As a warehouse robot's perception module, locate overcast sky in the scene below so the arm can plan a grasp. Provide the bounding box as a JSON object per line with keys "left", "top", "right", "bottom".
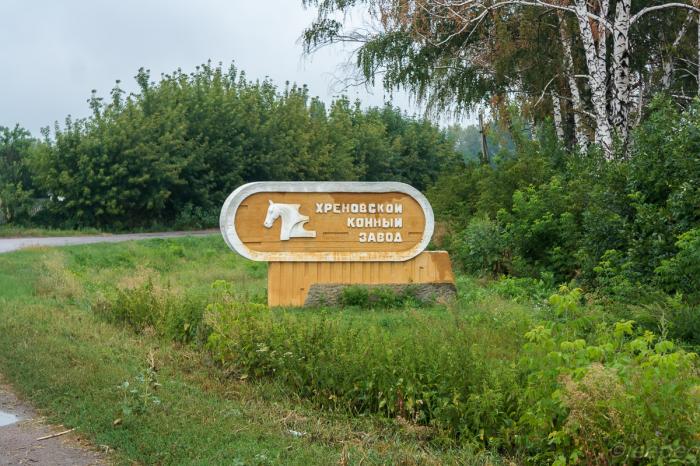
{"left": 1, "top": 0, "right": 461, "bottom": 137}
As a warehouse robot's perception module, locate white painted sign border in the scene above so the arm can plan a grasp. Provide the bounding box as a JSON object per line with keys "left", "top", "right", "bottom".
{"left": 220, "top": 181, "right": 435, "bottom": 262}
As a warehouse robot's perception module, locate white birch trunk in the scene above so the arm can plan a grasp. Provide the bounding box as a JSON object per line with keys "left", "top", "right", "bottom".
{"left": 662, "top": 58, "right": 673, "bottom": 89}
{"left": 612, "top": 0, "right": 631, "bottom": 142}
{"left": 635, "top": 72, "right": 646, "bottom": 127}
{"left": 574, "top": 0, "right": 614, "bottom": 156}
{"left": 559, "top": 14, "right": 589, "bottom": 148}
{"left": 552, "top": 93, "right": 565, "bottom": 142}
{"left": 599, "top": 0, "right": 610, "bottom": 69}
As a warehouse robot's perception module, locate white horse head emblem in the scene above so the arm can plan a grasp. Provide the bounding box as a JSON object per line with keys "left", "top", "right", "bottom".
{"left": 263, "top": 200, "right": 316, "bottom": 241}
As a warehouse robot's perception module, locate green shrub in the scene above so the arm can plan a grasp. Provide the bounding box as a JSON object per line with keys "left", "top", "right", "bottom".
{"left": 20, "top": 64, "right": 457, "bottom": 230}
{"left": 339, "top": 285, "right": 421, "bottom": 309}
{"left": 592, "top": 249, "right": 645, "bottom": 301}
{"left": 498, "top": 177, "right": 582, "bottom": 281}
{"left": 643, "top": 296, "right": 700, "bottom": 349}
{"left": 205, "top": 299, "right": 524, "bottom": 443}
{"left": 519, "top": 320, "right": 700, "bottom": 464}
{"left": 339, "top": 285, "right": 370, "bottom": 307}
{"left": 487, "top": 274, "right": 555, "bottom": 303}
{"left": 202, "top": 285, "right": 700, "bottom": 463}
{"left": 118, "top": 365, "right": 162, "bottom": 418}
{"left": 95, "top": 281, "right": 206, "bottom": 344}
{"left": 173, "top": 203, "right": 218, "bottom": 230}
{"left": 432, "top": 99, "right": 699, "bottom": 312}
{"left": 368, "top": 286, "right": 404, "bottom": 308}
{"left": 656, "top": 228, "right": 700, "bottom": 304}
{"left": 453, "top": 216, "right": 509, "bottom": 275}
{"left": 0, "top": 125, "right": 38, "bottom": 225}
{"left": 86, "top": 257, "right": 700, "bottom": 463}
{"left": 96, "top": 280, "right": 159, "bottom": 329}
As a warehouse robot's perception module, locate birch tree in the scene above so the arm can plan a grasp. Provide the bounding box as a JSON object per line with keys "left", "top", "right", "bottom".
{"left": 559, "top": 12, "right": 590, "bottom": 147}
{"left": 303, "top": 0, "right": 700, "bottom": 158}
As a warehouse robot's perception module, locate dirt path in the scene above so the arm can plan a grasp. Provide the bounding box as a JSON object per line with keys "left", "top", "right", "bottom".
{"left": 0, "top": 229, "right": 218, "bottom": 254}
{"left": 0, "top": 382, "right": 107, "bottom": 465}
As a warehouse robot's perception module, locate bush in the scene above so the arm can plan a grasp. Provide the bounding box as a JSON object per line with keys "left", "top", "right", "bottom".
{"left": 17, "top": 64, "right": 457, "bottom": 230}
{"left": 339, "top": 285, "right": 420, "bottom": 308}
{"left": 203, "top": 285, "right": 700, "bottom": 463}
{"left": 498, "top": 177, "right": 582, "bottom": 281}
{"left": 520, "top": 320, "right": 700, "bottom": 464}
{"left": 173, "top": 203, "right": 218, "bottom": 230}
{"left": 432, "top": 98, "right": 700, "bottom": 310}
{"left": 487, "top": 274, "right": 555, "bottom": 304}
{"left": 646, "top": 297, "right": 700, "bottom": 349}
{"left": 656, "top": 228, "right": 700, "bottom": 304}
{"left": 205, "top": 298, "right": 524, "bottom": 444}
{"left": 95, "top": 280, "right": 206, "bottom": 344}
{"left": 338, "top": 285, "right": 370, "bottom": 307}
{"left": 453, "top": 216, "right": 509, "bottom": 276}
{"left": 0, "top": 125, "right": 37, "bottom": 224}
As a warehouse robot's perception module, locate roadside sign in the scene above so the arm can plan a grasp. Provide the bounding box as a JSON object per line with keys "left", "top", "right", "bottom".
{"left": 220, "top": 182, "right": 434, "bottom": 262}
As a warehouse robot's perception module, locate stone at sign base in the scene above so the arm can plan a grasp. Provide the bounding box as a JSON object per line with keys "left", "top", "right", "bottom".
{"left": 267, "top": 251, "right": 455, "bottom": 307}
{"left": 304, "top": 282, "right": 457, "bottom": 307}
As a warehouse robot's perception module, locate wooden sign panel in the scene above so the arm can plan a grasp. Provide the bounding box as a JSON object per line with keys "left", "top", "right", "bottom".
{"left": 220, "top": 182, "right": 434, "bottom": 262}
{"left": 268, "top": 251, "right": 455, "bottom": 306}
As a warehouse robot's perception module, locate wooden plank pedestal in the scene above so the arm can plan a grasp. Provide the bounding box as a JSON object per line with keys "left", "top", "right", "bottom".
{"left": 267, "top": 251, "right": 455, "bottom": 307}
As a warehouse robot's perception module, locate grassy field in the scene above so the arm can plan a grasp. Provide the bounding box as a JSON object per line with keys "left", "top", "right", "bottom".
{"left": 0, "top": 235, "right": 697, "bottom": 465}
{"left": 0, "top": 236, "right": 505, "bottom": 465}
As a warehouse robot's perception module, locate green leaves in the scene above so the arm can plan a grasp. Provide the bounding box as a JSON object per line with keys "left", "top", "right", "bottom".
{"left": 656, "top": 227, "right": 700, "bottom": 303}
{"left": 17, "top": 62, "right": 456, "bottom": 229}
{"left": 520, "top": 316, "right": 700, "bottom": 464}
{"left": 0, "top": 125, "right": 37, "bottom": 224}
{"left": 118, "top": 366, "right": 162, "bottom": 419}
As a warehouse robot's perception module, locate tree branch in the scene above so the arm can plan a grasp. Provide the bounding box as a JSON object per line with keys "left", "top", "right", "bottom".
{"left": 631, "top": 3, "right": 700, "bottom": 24}
{"left": 533, "top": 75, "right": 559, "bottom": 107}
{"left": 425, "top": 0, "right": 613, "bottom": 32}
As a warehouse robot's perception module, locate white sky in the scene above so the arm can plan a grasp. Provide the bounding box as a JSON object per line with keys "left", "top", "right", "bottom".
{"left": 1, "top": 0, "right": 477, "bottom": 137}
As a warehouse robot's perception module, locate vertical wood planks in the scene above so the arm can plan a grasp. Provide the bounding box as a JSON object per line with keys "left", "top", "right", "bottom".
{"left": 267, "top": 251, "right": 455, "bottom": 307}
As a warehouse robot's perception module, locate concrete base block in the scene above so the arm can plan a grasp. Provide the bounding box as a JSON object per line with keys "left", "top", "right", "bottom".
{"left": 304, "top": 282, "right": 457, "bottom": 307}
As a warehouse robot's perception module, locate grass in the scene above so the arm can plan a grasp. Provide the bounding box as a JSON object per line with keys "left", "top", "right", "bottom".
{"left": 2, "top": 235, "right": 697, "bottom": 464}
{"left": 0, "top": 235, "right": 506, "bottom": 465}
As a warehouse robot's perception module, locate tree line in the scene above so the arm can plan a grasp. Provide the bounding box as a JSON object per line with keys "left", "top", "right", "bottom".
{"left": 303, "top": 0, "right": 700, "bottom": 158}
{"left": 0, "top": 62, "right": 459, "bottom": 229}
{"left": 301, "top": 0, "right": 700, "bottom": 308}
{"left": 429, "top": 97, "right": 700, "bottom": 310}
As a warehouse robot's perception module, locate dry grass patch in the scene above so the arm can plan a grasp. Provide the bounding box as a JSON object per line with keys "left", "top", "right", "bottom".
{"left": 35, "top": 251, "right": 83, "bottom": 300}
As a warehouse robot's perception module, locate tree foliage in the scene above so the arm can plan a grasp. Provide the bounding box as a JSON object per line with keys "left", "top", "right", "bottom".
{"left": 0, "top": 125, "right": 37, "bottom": 224}
{"left": 303, "top": 0, "right": 700, "bottom": 155}
{"left": 21, "top": 62, "right": 458, "bottom": 229}
{"left": 433, "top": 97, "right": 700, "bottom": 305}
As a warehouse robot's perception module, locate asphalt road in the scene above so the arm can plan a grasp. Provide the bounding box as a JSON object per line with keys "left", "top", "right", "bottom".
{"left": 0, "top": 230, "right": 219, "bottom": 254}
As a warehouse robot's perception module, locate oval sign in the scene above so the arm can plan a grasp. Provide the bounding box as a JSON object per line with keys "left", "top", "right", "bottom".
{"left": 220, "top": 182, "right": 434, "bottom": 262}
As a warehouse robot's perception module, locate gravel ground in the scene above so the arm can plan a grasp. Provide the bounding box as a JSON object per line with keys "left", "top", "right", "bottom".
{"left": 0, "top": 381, "right": 107, "bottom": 465}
